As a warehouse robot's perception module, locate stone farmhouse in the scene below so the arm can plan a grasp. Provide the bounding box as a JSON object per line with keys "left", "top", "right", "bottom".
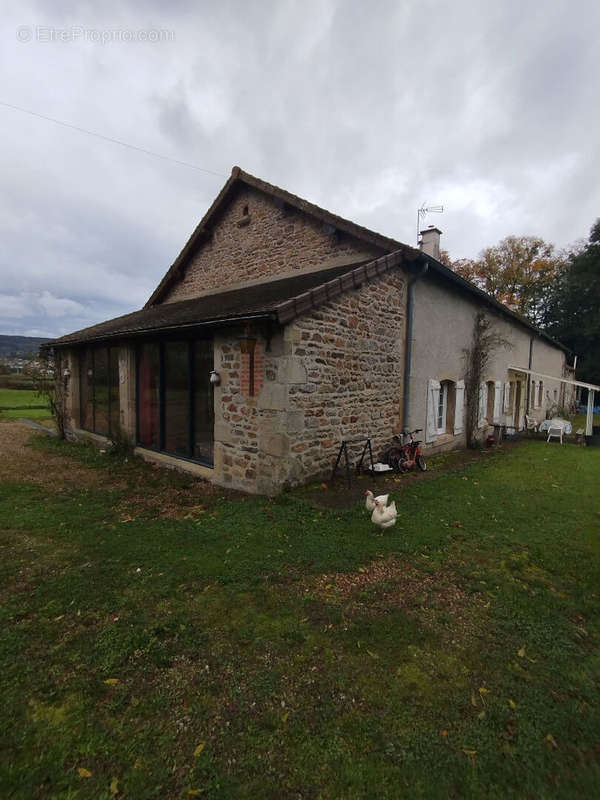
{"left": 48, "top": 167, "right": 574, "bottom": 494}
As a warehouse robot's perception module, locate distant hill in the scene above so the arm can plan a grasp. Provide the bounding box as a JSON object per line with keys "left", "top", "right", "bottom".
{"left": 0, "top": 335, "right": 51, "bottom": 358}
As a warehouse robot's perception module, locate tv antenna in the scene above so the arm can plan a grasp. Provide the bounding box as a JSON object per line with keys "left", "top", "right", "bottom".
{"left": 417, "top": 203, "right": 444, "bottom": 245}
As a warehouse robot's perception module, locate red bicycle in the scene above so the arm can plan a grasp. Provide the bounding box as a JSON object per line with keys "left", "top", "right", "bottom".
{"left": 383, "top": 429, "right": 427, "bottom": 473}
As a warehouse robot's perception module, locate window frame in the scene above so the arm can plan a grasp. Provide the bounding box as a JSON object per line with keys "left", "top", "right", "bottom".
{"left": 436, "top": 383, "right": 448, "bottom": 434}
{"left": 79, "top": 344, "right": 120, "bottom": 438}
{"left": 135, "top": 337, "right": 214, "bottom": 468}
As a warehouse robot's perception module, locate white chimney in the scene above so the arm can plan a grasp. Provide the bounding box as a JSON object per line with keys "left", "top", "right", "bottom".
{"left": 419, "top": 226, "right": 442, "bottom": 261}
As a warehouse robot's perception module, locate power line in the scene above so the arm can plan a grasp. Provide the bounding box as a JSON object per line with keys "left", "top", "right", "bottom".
{"left": 0, "top": 99, "right": 227, "bottom": 178}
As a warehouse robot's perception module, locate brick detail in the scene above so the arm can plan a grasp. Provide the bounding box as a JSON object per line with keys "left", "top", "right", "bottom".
{"left": 239, "top": 346, "right": 265, "bottom": 398}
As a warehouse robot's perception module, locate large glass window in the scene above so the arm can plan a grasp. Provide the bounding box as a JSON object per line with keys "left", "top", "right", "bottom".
{"left": 135, "top": 339, "right": 214, "bottom": 467}
{"left": 80, "top": 349, "right": 94, "bottom": 431}
{"left": 137, "top": 343, "right": 160, "bottom": 448}
{"left": 194, "top": 340, "right": 214, "bottom": 464}
{"left": 164, "top": 342, "right": 191, "bottom": 457}
{"left": 94, "top": 347, "right": 109, "bottom": 435}
{"left": 109, "top": 350, "right": 120, "bottom": 435}
{"left": 79, "top": 345, "right": 120, "bottom": 437}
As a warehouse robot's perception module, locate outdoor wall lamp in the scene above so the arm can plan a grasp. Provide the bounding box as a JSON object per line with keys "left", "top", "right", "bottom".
{"left": 209, "top": 370, "right": 221, "bottom": 386}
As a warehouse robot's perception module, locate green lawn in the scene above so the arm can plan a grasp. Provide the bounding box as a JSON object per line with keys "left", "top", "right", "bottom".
{"left": 570, "top": 412, "right": 600, "bottom": 432}
{"left": 1, "top": 434, "right": 599, "bottom": 798}
{"left": 0, "top": 388, "right": 43, "bottom": 408}
{"left": 0, "top": 388, "right": 52, "bottom": 424}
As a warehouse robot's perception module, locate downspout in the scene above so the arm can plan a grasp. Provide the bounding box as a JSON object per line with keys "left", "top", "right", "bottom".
{"left": 402, "top": 258, "right": 429, "bottom": 431}
{"left": 525, "top": 336, "right": 533, "bottom": 412}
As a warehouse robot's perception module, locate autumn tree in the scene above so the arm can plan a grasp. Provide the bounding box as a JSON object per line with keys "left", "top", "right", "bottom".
{"left": 448, "top": 235, "right": 562, "bottom": 326}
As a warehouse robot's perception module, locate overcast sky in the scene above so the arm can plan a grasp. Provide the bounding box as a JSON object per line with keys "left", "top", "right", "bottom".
{"left": 1, "top": 0, "right": 599, "bottom": 338}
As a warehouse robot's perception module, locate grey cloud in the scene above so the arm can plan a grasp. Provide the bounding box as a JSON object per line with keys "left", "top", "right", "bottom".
{"left": 1, "top": 0, "right": 599, "bottom": 337}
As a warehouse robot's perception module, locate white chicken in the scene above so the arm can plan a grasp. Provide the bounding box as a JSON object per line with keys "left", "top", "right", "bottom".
{"left": 365, "top": 490, "right": 389, "bottom": 513}
{"left": 371, "top": 497, "right": 398, "bottom": 531}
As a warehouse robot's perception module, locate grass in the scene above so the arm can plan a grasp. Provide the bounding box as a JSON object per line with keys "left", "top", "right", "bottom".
{"left": 0, "top": 388, "right": 43, "bottom": 408}
{"left": 0, "top": 388, "right": 53, "bottom": 425}
{"left": 570, "top": 413, "right": 600, "bottom": 432}
{"left": 1, "top": 430, "right": 599, "bottom": 798}
{"left": 0, "top": 374, "right": 35, "bottom": 390}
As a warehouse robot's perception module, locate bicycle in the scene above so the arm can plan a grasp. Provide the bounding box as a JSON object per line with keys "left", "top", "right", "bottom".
{"left": 383, "top": 429, "right": 427, "bottom": 473}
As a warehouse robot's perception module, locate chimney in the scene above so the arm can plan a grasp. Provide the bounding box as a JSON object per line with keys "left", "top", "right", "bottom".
{"left": 419, "top": 226, "right": 442, "bottom": 261}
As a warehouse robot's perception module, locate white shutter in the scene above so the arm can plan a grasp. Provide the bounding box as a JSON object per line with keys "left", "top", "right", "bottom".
{"left": 478, "top": 382, "right": 487, "bottom": 428}
{"left": 503, "top": 381, "right": 511, "bottom": 413}
{"left": 531, "top": 380, "right": 538, "bottom": 409}
{"left": 454, "top": 380, "right": 465, "bottom": 434}
{"left": 426, "top": 379, "right": 440, "bottom": 443}
{"left": 493, "top": 381, "right": 502, "bottom": 423}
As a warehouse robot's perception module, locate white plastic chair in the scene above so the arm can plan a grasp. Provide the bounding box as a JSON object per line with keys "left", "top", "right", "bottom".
{"left": 546, "top": 426, "right": 563, "bottom": 444}
{"left": 525, "top": 415, "right": 538, "bottom": 432}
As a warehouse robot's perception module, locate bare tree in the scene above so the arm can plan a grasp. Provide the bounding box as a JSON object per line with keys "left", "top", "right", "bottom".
{"left": 30, "top": 348, "right": 68, "bottom": 439}
{"left": 463, "top": 312, "right": 511, "bottom": 448}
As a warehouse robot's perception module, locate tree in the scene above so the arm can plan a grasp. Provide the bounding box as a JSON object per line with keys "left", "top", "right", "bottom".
{"left": 448, "top": 236, "right": 562, "bottom": 326}
{"left": 30, "top": 349, "right": 68, "bottom": 439}
{"left": 463, "top": 312, "right": 511, "bottom": 448}
{"left": 543, "top": 220, "right": 600, "bottom": 385}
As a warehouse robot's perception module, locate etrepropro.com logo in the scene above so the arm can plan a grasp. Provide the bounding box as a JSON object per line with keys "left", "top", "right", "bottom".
{"left": 16, "top": 26, "right": 175, "bottom": 44}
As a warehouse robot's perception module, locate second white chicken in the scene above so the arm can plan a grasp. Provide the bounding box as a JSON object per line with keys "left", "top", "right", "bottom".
{"left": 371, "top": 497, "right": 397, "bottom": 530}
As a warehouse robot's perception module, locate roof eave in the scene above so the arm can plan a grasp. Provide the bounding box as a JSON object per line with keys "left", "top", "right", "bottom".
{"left": 419, "top": 253, "right": 572, "bottom": 356}
{"left": 45, "top": 311, "right": 277, "bottom": 350}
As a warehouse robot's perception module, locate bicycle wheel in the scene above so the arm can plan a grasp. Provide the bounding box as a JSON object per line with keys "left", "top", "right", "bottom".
{"left": 385, "top": 448, "right": 404, "bottom": 472}
{"left": 416, "top": 454, "right": 427, "bottom": 472}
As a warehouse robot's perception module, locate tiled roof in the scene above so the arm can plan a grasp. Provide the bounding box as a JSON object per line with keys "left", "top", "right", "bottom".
{"left": 47, "top": 166, "right": 569, "bottom": 354}
{"left": 47, "top": 254, "right": 405, "bottom": 347}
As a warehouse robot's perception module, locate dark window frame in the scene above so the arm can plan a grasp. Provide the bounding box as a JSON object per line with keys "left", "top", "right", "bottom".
{"left": 135, "top": 337, "right": 214, "bottom": 468}
{"left": 79, "top": 344, "right": 120, "bottom": 437}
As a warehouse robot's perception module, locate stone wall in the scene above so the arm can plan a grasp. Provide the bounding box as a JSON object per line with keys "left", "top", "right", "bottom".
{"left": 212, "top": 331, "right": 290, "bottom": 493}
{"left": 210, "top": 269, "right": 407, "bottom": 494}
{"left": 161, "top": 185, "right": 382, "bottom": 303}
{"left": 283, "top": 272, "right": 407, "bottom": 482}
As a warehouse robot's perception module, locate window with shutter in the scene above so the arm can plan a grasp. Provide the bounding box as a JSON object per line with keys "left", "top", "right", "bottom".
{"left": 531, "top": 379, "right": 538, "bottom": 409}
{"left": 454, "top": 380, "right": 465, "bottom": 434}
{"left": 426, "top": 379, "right": 441, "bottom": 443}
{"left": 493, "top": 381, "right": 503, "bottom": 423}
{"left": 478, "top": 382, "right": 488, "bottom": 428}
{"left": 503, "top": 381, "right": 511, "bottom": 413}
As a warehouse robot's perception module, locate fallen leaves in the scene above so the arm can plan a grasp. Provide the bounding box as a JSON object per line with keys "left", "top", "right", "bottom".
{"left": 545, "top": 733, "right": 558, "bottom": 749}
{"left": 104, "top": 678, "right": 119, "bottom": 686}
{"left": 478, "top": 687, "right": 491, "bottom": 705}
{"left": 193, "top": 743, "right": 206, "bottom": 757}
{"left": 77, "top": 767, "right": 92, "bottom": 778}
